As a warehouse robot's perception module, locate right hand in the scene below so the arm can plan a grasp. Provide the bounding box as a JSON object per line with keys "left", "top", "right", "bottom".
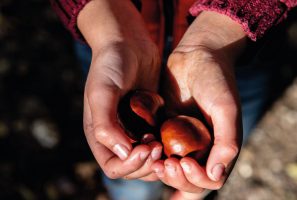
{"left": 78, "top": 0, "right": 162, "bottom": 181}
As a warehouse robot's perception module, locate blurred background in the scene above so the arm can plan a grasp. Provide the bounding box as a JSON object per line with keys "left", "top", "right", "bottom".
{"left": 0, "top": 0, "right": 297, "bottom": 200}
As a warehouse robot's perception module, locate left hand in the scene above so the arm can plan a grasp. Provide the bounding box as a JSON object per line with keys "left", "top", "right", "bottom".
{"left": 152, "top": 11, "right": 247, "bottom": 199}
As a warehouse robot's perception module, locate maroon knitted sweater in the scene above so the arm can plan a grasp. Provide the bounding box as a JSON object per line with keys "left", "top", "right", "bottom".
{"left": 50, "top": 0, "right": 297, "bottom": 41}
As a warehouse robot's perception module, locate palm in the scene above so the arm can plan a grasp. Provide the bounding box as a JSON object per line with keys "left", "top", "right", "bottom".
{"left": 87, "top": 43, "right": 160, "bottom": 96}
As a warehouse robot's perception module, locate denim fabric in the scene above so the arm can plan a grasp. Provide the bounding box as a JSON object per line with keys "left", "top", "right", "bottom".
{"left": 74, "top": 42, "right": 91, "bottom": 75}
{"left": 103, "top": 176, "right": 163, "bottom": 200}
{"left": 235, "top": 65, "right": 271, "bottom": 142}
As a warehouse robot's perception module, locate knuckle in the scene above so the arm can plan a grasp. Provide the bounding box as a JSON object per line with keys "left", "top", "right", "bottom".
{"left": 223, "top": 143, "right": 240, "bottom": 157}
{"left": 167, "top": 52, "right": 186, "bottom": 70}
{"left": 214, "top": 142, "right": 239, "bottom": 159}
{"left": 93, "top": 124, "right": 110, "bottom": 142}
{"left": 213, "top": 100, "right": 239, "bottom": 118}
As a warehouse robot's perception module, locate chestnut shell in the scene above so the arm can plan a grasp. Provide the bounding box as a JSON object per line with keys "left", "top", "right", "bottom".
{"left": 118, "top": 90, "right": 164, "bottom": 141}
{"left": 161, "top": 115, "right": 211, "bottom": 159}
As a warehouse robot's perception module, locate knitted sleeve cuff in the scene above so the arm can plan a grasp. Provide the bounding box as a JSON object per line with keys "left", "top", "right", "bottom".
{"left": 189, "top": 0, "right": 288, "bottom": 41}
{"left": 281, "top": 0, "right": 297, "bottom": 8}
{"left": 50, "top": 0, "right": 143, "bottom": 43}
{"left": 49, "top": 0, "right": 92, "bottom": 41}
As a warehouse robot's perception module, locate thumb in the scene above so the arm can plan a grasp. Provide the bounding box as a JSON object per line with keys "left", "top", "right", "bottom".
{"left": 206, "top": 103, "right": 242, "bottom": 183}
{"left": 86, "top": 83, "right": 132, "bottom": 160}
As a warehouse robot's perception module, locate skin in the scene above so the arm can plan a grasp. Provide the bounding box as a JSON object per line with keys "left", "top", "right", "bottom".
{"left": 78, "top": 0, "right": 246, "bottom": 199}
{"left": 152, "top": 11, "right": 246, "bottom": 199}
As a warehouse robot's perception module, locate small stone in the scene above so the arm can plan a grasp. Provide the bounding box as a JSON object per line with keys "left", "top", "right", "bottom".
{"left": 270, "top": 159, "right": 283, "bottom": 173}
{"left": 285, "top": 163, "right": 297, "bottom": 182}
{"left": 75, "top": 162, "right": 98, "bottom": 181}
{"left": 31, "top": 119, "right": 59, "bottom": 148}
{"left": 238, "top": 162, "right": 253, "bottom": 179}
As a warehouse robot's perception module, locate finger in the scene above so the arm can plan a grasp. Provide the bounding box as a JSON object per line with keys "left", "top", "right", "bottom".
{"left": 86, "top": 82, "right": 132, "bottom": 160}
{"left": 171, "top": 190, "right": 211, "bottom": 200}
{"left": 90, "top": 139, "right": 152, "bottom": 179}
{"left": 180, "top": 157, "right": 222, "bottom": 190}
{"left": 84, "top": 95, "right": 153, "bottom": 179}
{"left": 124, "top": 141, "right": 163, "bottom": 179}
{"left": 153, "top": 158, "right": 204, "bottom": 193}
{"left": 138, "top": 173, "right": 159, "bottom": 182}
{"left": 206, "top": 104, "right": 241, "bottom": 182}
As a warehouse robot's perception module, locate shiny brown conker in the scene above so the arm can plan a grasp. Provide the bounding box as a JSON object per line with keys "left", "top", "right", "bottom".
{"left": 161, "top": 115, "right": 211, "bottom": 159}
{"left": 117, "top": 90, "right": 164, "bottom": 142}
{"left": 118, "top": 90, "right": 212, "bottom": 159}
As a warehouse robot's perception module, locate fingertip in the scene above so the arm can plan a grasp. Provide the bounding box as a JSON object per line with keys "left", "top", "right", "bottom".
{"left": 180, "top": 161, "right": 191, "bottom": 174}
{"left": 113, "top": 144, "right": 130, "bottom": 160}
{"left": 146, "top": 141, "right": 163, "bottom": 161}
{"left": 180, "top": 157, "right": 204, "bottom": 175}
{"left": 140, "top": 150, "right": 151, "bottom": 161}
{"left": 151, "top": 146, "right": 163, "bottom": 161}
{"left": 209, "top": 163, "right": 225, "bottom": 182}
{"left": 127, "top": 144, "right": 151, "bottom": 162}
{"left": 152, "top": 160, "right": 165, "bottom": 177}
{"left": 206, "top": 143, "right": 239, "bottom": 181}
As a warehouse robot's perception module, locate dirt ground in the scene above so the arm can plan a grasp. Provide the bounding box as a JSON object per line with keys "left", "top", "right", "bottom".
{"left": 1, "top": 1, "right": 297, "bottom": 200}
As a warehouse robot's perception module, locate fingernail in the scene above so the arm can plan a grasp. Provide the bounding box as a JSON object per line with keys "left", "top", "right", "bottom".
{"left": 140, "top": 151, "right": 150, "bottom": 161}
{"left": 165, "top": 163, "right": 176, "bottom": 176}
{"left": 181, "top": 162, "right": 191, "bottom": 173}
{"left": 151, "top": 147, "right": 162, "bottom": 160}
{"left": 154, "top": 168, "right": 164, "bottom": 177}
{"left": 113, "top": 144, "right": 129, "bottom": 160}
{"left": 211, "top": 163, "right": 225, "bottom": 181}
{"left": 141, "top": 133, "right": 155, "bottom": 144}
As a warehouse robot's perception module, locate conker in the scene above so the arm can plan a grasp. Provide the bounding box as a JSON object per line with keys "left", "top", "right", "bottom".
{"left": 118, "top": 90, "right": 212, "bottom": 160}
{"left": 161, "top": 115, "right": 211, "bottom": 159}
{"left": 117, "top": 90, "right": 164, "bottom": 141}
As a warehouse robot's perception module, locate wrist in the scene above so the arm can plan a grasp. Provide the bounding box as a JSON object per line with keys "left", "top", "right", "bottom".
{"left": 77, "top": 0, "right": 151, "bottom": 51}
{"left": 177, "top": 11, "right": 247, "bottom": 63}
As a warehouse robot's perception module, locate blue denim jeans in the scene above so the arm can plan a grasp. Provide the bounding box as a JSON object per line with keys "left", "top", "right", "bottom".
{"left": 75, "top": 42, "right": 272, "bottom": 200}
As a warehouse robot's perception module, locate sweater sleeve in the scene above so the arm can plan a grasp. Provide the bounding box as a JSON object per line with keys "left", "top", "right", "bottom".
{"left": 49, "top": 0, "right": 91, "bottom": 40}
{"left": 189, "top": 0, "right": 297, "bottom": 41}
{"left": 282, "top": 0, "right": 297, "bottom": 8}
{"left": 49, "top": 0, "right": 142, "bottom": 42}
